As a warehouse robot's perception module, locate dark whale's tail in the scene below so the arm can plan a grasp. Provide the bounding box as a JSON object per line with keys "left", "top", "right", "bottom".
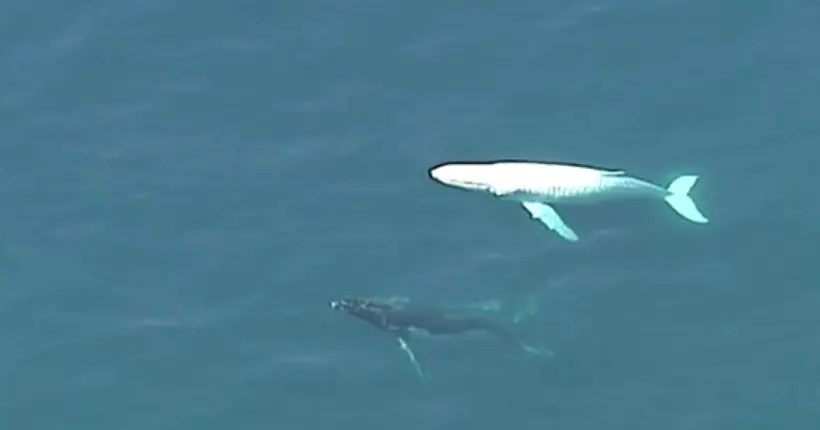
{"left": 479, "top": 323, "right": 555, "bottom": 359}
{"left": 520, "top": 342, "right": 555, "bottom": 359}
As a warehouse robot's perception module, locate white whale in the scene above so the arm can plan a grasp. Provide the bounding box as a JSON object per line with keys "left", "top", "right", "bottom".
{"left": 428, "top": 160, "right": 709, "bottom": 242}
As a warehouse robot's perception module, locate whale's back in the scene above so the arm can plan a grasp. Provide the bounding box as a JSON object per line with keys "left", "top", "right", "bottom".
{"left": 492, "top": 162, "right": 607, "bottom": 196}
{"left": 491, "top": 162, "right": 658, "bottom": 202}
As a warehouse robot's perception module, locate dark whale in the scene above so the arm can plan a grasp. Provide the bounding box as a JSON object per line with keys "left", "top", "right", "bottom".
{"left": 330, "top": 297, "right": 553, "bottom": 377}
{"left": 330, "top": 297, "right": 517, "bottom": 339}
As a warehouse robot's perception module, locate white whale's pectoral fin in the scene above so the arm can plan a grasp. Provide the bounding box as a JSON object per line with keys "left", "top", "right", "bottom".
{"left": 397, "top": 337, "right": 424, "bottom": 379}
{"left": 520, "top": 201, "right": 580, "bottom": 242}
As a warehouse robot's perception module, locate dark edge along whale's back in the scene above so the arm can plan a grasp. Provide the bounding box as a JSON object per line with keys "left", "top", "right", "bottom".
{"left": 427, "top": 159, "right": 626, "bottom": 174}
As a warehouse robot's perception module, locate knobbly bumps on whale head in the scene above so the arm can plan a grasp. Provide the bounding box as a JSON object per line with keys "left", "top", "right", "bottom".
{"left": 331, "top": 298, "right": 398, "bottom": 331}
{"left": 329, "top": 297, "right": 384, "bottom": 317}
{"left": 330, "top": 298, "right": 359, "bottom": 312}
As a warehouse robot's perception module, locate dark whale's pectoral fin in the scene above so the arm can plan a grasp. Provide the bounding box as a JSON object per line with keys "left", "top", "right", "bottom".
{"left": 397, "top": 337, "right": 424, "bottom": 378}
{"left": 520, "top": 201, "right": 579, "bottom": 242}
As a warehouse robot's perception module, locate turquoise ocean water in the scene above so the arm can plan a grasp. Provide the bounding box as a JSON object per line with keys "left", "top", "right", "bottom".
{"left": 1, "top": 0, "right": 819, "bottom": 428}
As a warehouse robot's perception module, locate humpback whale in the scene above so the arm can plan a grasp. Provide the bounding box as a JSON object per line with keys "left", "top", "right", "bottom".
{"left": 428, "top": 160, "right": 709, "bottom": 242}
{"left": 330, "top": 297, "right": 552, "bottom": 377}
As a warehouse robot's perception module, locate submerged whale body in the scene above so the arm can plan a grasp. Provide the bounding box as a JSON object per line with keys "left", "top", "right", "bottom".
{"left": 330, "top": 297, "right": 553, "bottom": 377}
{"left": 428, "top": 160, "right": 709, "bottom": 242}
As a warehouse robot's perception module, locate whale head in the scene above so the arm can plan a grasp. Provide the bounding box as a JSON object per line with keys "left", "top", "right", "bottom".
{"left": 428, "top": 162, "right": 498, "bottom": 193}
{"left": 330, "top": 298, "right": 390, "bottom": 326}
{"left": 330, "top": 298, "right": 366, "bottom": 314}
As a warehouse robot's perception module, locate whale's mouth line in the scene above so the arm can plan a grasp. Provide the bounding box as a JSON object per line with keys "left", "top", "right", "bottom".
{"left": 441, "top": 179, "right": 490, "bottom": 191}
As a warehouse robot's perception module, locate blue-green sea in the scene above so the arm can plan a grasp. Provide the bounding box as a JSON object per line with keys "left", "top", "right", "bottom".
{"left": 1, "top": 0, "right": 819, "bottom": 428}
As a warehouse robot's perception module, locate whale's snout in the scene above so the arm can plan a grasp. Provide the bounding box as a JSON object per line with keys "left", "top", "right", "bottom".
{"left": 330, "top": 298, "right": 361, "bottom": 314}
{"left": 428, "top": 164, "right": 456, "bottom": 184}
{"left": 428, "top": 163, "right": 492, "bottom": 192}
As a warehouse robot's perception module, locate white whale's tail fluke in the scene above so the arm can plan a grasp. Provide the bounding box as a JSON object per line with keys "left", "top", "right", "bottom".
{"left": 663, "top": 175, "right": 709, "bottom": 224}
